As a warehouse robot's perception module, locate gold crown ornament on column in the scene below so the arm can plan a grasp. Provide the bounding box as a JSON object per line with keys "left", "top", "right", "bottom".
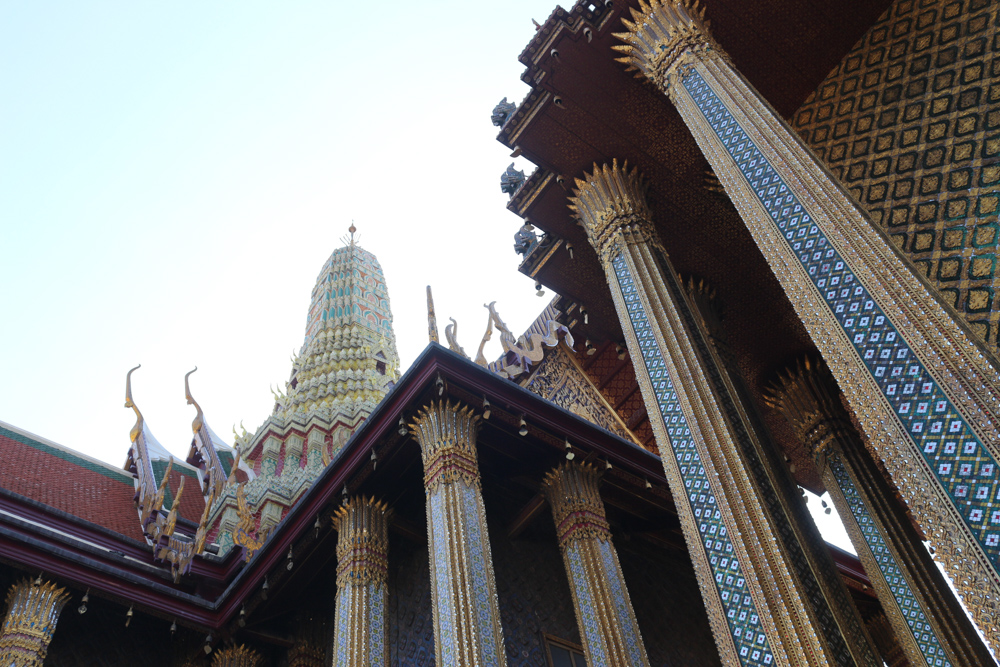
{"left": 568, "top": 160, "right": 658, "bottom": 267}
{"left": 210, "top": 644, "right": 264, "bottom": 667}
{"left": 612, "top": 0, "right": 727, "bottom": 95}
{"left": 0, "top": 578, "right": 71, "bottom": 667}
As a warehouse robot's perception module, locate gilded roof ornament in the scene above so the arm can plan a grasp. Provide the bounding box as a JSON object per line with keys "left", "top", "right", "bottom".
{"left": 233, "top": 483, "right": 270, "bottom": 562}
{"left": 427, "top": 285, "right": 440, "bottom": 343}
{"left": 445, "top": 318, "right": 469, "bottom": 359}
{"left": 612, "top": 0, "right": 722, "bottom": 90}
{"left": 482, "top": 301, "right": 574, "bottom": 378}
{"left": 184, "top": 367, "right": 204, "bottom": 433}
{"left": 124, "top": 364, "right": 144, "bottom": 444}
{"left": 474, "top": 310, "right": 494, "bottom": 367}
{"left": 162, "top": 475, "right": 186, "bottom": 538}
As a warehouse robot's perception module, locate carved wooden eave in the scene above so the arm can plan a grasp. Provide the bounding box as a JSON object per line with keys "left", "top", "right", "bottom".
{"left": 506, "top": 168, "right": 552, "bottom": 218}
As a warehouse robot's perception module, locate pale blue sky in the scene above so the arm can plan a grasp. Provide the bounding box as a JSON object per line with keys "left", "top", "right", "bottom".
{"left": 0, "top": 1, "right": 854, "bottom": 552}
{"left": 1, "top": 1, "right": 552, "bottom": 457}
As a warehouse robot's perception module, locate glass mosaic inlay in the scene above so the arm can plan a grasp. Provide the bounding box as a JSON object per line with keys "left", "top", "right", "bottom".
{"left": 829, "top": 455, "right": 949, "bottom": 667}
{"left": 683, "top": 70, "right": 1000, "bottom": 570}
{"left": 613, "top": 253, "right": 775, "bottom": 666}
{"left": 598, "top": 540, "right": 647, "bottom": 666}
{"left": 428, "top": 484, "right": 502, "bottom": 665}
{"left": 567, "top": 545, "right": 610, "bottom": 665}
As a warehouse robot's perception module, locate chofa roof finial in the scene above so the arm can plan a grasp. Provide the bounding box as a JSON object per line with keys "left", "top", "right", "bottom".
{"left": 125, "top": 365, "right": 143, "bottom": 443}
{"left": 184, "top": 367, "right": 204, "bottom": 433}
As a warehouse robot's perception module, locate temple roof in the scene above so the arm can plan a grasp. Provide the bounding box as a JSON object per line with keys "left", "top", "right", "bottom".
{"left": 0, "top": 341, "right": 877, "bottom": 636}
{"left": 0, "top": 421, "right": 203, "bottom": 542}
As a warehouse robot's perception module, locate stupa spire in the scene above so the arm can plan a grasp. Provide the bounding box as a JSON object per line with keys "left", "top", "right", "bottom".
{"left": 277, "top": 225, "right": 399, "bottom": 423}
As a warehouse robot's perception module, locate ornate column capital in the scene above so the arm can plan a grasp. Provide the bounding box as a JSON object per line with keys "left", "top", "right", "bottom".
{"left": 333, "top": 496, "right": 391, "bottom": 588}
{"left": 542, "top": 461, "right": 651, "bottom": 666}
{"left": 612, "top": 0, "right": 725, "bottom": 94}
{"left": 332, "top": 496, "right": 391, "bottom": 666}
{"left": 542, "top": 461, "right": 611, "bottom": 547}
{"left": 0, "top": 578, "right": 70, "bottom": 667}
{"left": 409, "top": 400, "right": 481, "bottom": 491}
{"left": 763, "top": 358, "right": 853, "bottom": 470}
{"left": 211, "top": 645, "right": 264, "bottom": 667}
{"left": 569, "top": 160, "right": 659, "bottom": 266}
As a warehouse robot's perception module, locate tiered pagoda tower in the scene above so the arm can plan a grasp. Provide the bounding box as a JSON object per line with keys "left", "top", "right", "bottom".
{"left": 207, "top": 229, "right": 400, "bottom": 552}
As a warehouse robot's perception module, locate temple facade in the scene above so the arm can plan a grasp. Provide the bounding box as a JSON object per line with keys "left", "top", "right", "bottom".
{"left": 2, "top": 0, "right": 1000, "bottom": 665}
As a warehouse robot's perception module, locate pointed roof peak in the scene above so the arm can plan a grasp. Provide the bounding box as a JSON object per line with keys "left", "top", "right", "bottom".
{"left": 342, "top": 221, "right": 359, "bottom": 249}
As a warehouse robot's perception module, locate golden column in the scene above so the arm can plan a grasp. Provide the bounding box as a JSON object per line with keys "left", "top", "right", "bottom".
{"left": 331, "top": 496, "right": 391, "bottom": 667}
{"left": 571, "top": 161, "right": 878, "bottom": 667}
{"left": 542, "top": 461, "right": 651, "bottom": 667}
{"left": 0, "top": 578, "right": 70, "bottom": 666}
{"left": 210, "top": 645, "right": 264, "bottom": 667}
{"left": 614, "top": 0, "right": 1000, "bottom": 645}
{"left": 409, "top": 400, "right": 507, "bottom": 666}
{"left": 766, "top": 359, "right": 995, "bottom": 667}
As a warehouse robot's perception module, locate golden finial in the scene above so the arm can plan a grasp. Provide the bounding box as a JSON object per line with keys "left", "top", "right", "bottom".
{"left": 184, "top": 367, "right": 204, "bottom": 433}
{"left": 474, "top": 308, "right": 494, "bottom": 367}
{"left": 427, "top": 285, "right": 440, "bottom": 343}
{"left": 125, "top": 365, "right": 144, "bottom": 443}
{"left": 445, "top": 318, "right": 469, "bottom": 359}
{"left": 340, "top": 222, "right": 360, "bottom": 249}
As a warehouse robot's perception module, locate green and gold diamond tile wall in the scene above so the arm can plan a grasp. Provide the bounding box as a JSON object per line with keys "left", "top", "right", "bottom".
{"left": 793, "top": 0, "right": 1000, "bottom": 352}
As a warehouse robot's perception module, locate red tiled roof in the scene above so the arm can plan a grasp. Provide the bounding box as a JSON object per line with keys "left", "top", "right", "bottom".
{"left": 0, "top": 422, "right": 204, "bottom": 541}
{"left": 155, "top": 461, "right": 208, "bottom": 525}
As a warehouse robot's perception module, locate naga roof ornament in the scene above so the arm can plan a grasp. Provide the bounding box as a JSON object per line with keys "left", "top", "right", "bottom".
{"left": 123, "top": 366, "right": 213, "bottom": 582}
{"left": 431, "top": 297, "right": 573, "bottom": 380}
{"left": 184, "top": 367, "right": 233, "bottom": 501}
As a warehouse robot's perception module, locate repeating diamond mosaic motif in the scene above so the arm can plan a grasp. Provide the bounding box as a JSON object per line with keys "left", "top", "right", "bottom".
{"left": 567, "top": 546, "right": 611, "bottom": 665}
{"left": 613, "top": 254, "right": 775, "bottom": 667}
{"left": 792, "top": 0, "right": 1000, "bottom": 349}
{"left": 828, "top": 455, "right": 949, "bottom": 666}
{"left": 683, "top": 69, "right": 1000, "bottom": 571}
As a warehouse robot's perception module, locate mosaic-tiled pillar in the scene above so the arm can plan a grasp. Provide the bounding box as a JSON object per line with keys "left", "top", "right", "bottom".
{"left": 332, "top": 496, "right": 391, "bottom": 667}
{"left": 571, "top": 162, "right": 862, "bottom": 667}
{"left": 684, "top": 278, "right": 880, "bottom": 667}
{"left": 0, "top": 578, "right": 70, "bottom": 667}
{"left": 410, "top": 400, "right": 507, "bottom": 666}
{"left": 614, "top": 0, "right": 1000, "bottom": 646}
{"left": 210, "top": 645, "right": 264, "bottom": 667}
{"left": 766, "top": 359, "right": 994, "bottom": 667}
{"left": 542, "top": 461, "right": 651, "bottom": 667}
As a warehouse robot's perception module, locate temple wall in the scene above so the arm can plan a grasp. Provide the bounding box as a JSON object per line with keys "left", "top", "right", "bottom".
{"left": 388, "top": 538, "right": 436, "bottom": 666}
{"left": 387, "top": 514, "right": 718, "bottom": 665}
{"left": 619, "top": 541, "right": 723, "bottom": 667}
{"left": 793, "top": 0, "right": 1000, "bottom": 350}
{"left": 493, "top": 524, "right": 582, "bottom": 664}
